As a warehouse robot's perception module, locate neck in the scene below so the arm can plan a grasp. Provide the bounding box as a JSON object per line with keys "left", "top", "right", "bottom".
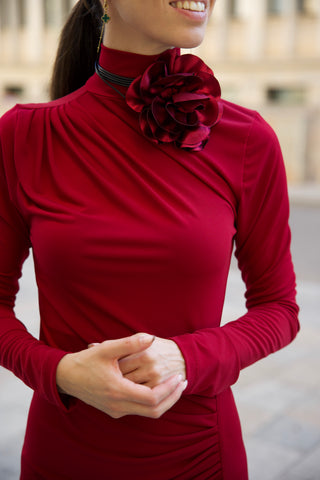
{"left": 103, "top": 30, "right": 173, "bottom": 56}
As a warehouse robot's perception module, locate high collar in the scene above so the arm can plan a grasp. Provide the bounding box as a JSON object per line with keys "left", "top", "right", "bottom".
{"left": 87, "top": 45, "right": 180, "bottom": 98}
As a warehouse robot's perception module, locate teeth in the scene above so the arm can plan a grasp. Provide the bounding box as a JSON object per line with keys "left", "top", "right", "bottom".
{"left": 173, "top": 1, "right": 206, "bottom": 12}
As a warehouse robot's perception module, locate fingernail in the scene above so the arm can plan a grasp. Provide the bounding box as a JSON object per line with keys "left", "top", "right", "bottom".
{"left": 88, "top": 343, "right": 100, "bottom": 348}
{"left": 139, "top": 333, "right": 155, "bottom": 344}
{"left": 177, "top": 374, "right": 183, "bottom": 382}
{"left": 182, "top": 380, "right": 188, "bottom": 391}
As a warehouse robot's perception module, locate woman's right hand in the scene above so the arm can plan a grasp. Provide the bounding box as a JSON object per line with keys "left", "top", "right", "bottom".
{"left": 56, "top": 333, "right": 187, "bottom": 419}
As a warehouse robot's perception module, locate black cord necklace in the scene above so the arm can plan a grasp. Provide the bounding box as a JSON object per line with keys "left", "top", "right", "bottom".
{"left": 95, "top": 62, "right": 135, "bottom": 99}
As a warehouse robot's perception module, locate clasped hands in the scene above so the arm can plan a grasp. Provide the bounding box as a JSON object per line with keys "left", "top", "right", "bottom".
{"left": 56, "top": 334, "right": 187, "bottom": 419}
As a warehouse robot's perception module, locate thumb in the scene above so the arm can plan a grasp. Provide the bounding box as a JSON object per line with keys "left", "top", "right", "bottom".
{"left": 101, "top": 333, "right": 155, "bottom": 360}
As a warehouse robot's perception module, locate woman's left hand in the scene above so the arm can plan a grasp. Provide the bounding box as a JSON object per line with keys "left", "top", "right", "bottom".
{"left": 118, "top": 337, "right": 186, "bottom": 388}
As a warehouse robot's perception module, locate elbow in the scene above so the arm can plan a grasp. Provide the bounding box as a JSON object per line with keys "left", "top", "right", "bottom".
{"left": 279, "top": 298, "right": 300, "bottom": 345}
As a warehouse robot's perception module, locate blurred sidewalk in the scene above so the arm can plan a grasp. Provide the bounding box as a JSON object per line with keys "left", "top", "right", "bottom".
{"left": 289, "top": 184, "right": 320, "bottom": 207}
{"left": 228, "top": 277, "right": 320, "bottom": 480}
{"left": 0, "top": 188, "right": 319, "bottom": 480}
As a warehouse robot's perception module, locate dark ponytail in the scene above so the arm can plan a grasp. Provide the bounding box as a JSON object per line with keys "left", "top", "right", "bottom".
{"left": 50, "top": 0, "right": 103, "bottom": 100}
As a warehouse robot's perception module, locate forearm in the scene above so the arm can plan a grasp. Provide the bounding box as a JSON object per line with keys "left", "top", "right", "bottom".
{"left": 0, "top": 315, "right": 67, "bottom": 407}
{"left": 171, "top": 300, "right": 299, "bottom": 397}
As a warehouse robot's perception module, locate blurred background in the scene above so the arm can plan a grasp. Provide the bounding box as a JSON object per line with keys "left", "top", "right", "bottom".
{"left": 0, "top": 1, "right": 320, "bottom": 479}
{"left": 1, "top": 0, "right": 320, "bottom": 185}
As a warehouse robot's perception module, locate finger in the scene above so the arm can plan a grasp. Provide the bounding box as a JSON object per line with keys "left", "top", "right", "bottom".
{"left": 137, "top": 376, "right": 173, "bottom": 389}
{"left": 101, "top": 333, "right": 155, "bottom": 360}
{"left": 88, "top": 343, "right": 100, "bottom": 348}
{"left": 118, "top": 353, "right": 143, "bottom": 375}
{"left": 120, "top": 379, "right": 188, "bottom": 418}
{"left": 145, "top": 379, "right": 188, "bottom": 418}
{"left": 123, "top": 368, "right": 149, "bottom": 385}
{"left": 119, "top": 374, "right": 183, "bottom": 407}
{"left": 123, "top": 365, "right": 169, "bottom": 388}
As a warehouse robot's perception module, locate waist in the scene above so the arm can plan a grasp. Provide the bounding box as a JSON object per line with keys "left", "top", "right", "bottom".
{"left": 23, "top": 392, "right": 223, "bottom": 479}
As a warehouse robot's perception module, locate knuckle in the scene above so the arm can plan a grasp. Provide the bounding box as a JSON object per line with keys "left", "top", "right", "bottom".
{"left": 108, "top": 405, "right": 124, "bottom": 419}
{"left": 137, "top": 351, "right": 147, "bottom": 363}
{"left": 142, "top": 349, "right": 153, "bottom": 361}
{"left": 150, "top": 365, "right": 162, "bottom": 379}
{"left": 142, "top": 348, "right": 155, "bottom": 362}
{"left": 147, "top": 392, "right": 160, "bottom": 408}
{"left": 150, "top": 406, "right": 163, "bottom": 419}
{"left": 107, "top": 398, "right": 123, "bottom": 416}
{"left": 110, "top": 411, "right": 123, "bottom": 419}
{"left": 148, "top": 371, "right": 161, "bottom": 385}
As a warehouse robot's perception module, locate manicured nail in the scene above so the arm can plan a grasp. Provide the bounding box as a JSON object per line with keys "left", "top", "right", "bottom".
{"left": 182, "top": 380, "right": 188, "bottom": 391}
{"left": 139, "top": 333, "right": 155, "bottom": 344}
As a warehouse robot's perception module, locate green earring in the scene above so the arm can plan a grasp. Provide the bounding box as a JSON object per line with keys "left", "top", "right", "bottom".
{"left": 97, "top": 1, "right": 110, "bottom": 53}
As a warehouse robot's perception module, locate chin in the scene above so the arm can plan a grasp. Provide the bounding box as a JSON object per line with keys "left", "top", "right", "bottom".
{"left": 172, "top": 31, "right": 205, "bottom": 49}
{"left": 180, "top": 38, "right": 204, "bottom": 49}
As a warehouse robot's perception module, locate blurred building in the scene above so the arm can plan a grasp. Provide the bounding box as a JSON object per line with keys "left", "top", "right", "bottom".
{"left": 0, "top": 0, "right": 320, "bottom": 183}
{"left": 0, "top": 0, "right": 76, "bottom": 111}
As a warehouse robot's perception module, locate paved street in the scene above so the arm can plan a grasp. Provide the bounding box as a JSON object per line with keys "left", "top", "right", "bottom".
{"left": 0, "top": 199, "right": 319, "bottom": 480}
{"left": 229, "top": 202, "right": 320, "bottom": 480}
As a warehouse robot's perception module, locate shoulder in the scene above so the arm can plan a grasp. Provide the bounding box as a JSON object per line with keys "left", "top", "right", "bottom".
{"left": 0, "top": 104, "right": 19, "bottom": 135}
{"left": 0, "top": 106, "right": 20, "bottom": 159}
{"left": 210, "top": 99, "right": 280, "bottom": 169}
{"left": 18, "top": 84, "right": 88, "bottom": 111}
{"left": 0, "top": 85, "right": 88, "bottom": 128}
{"left": 0, "top": 85, "right": 90, "bottom": 149}
{"left": 219, "top": 99, "right": 277, "bottom": 141}
{"left": 217, "top": 99, "right": 282, "bottom": 163}
{"left": 210, "top": 99, "right": 285, "bottom": 202}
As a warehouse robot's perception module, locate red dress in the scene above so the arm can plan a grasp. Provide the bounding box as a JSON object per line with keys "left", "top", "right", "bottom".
{"left": 0, "top": 46, "right": 299, "bottom": 479}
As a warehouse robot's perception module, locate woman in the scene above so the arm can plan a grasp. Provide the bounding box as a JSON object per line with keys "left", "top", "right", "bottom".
{"left": 0, "top": 0, "right": 299, "bottom": 478}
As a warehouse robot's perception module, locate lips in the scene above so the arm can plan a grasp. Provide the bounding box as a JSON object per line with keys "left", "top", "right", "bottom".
{"left": 170, "top": 1, "right": 207, "bottom": 13}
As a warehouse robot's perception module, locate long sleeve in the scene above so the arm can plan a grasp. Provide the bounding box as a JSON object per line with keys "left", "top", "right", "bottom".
{"left": 0, "top": 108, "right": 67, "bottom": 408}
{"left": 171, "top": 112, "right": 300, "bottom": 396}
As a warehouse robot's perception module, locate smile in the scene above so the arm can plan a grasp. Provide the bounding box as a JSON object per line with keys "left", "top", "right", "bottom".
{"left": 170, "top": 1, "right": 206, "bottom": 12}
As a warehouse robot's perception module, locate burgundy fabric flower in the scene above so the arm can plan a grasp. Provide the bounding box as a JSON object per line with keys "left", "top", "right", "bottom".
{"left": 126, "top": 48, "right": 223, "bottom": 152}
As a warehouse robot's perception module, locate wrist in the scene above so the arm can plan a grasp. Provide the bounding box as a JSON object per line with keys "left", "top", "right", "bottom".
{"left": 167, "top": 339, "right": 186, "bottom": 381}
{"left": 56, "top": 353, "right": 74, "bottom": 395}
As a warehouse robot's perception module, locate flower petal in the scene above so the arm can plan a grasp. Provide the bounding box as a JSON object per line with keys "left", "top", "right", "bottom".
{"left": 125, "top": 48, "right": 222, "bottom": 151}
{"left": 178, "top": 125, "right": 211, "bottom": 150}
{"left": 152, "top": 98, "right": 179, "bottom": 131}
